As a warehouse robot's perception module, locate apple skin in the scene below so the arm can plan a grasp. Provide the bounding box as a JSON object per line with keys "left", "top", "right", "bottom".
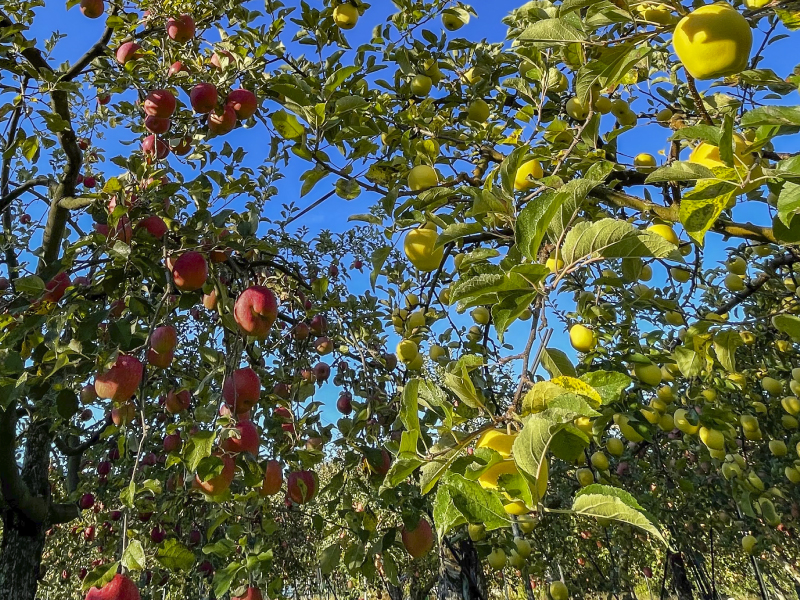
{"left": 286, "top": 470, "right": 317, "bottom": 504}
{"left": 168, "top": 61, "right": 188, "bottom": 76}
{"left": 165, "top": 389, "right": 190, "bottom": 414}
{"left": 210, "top": 50, "right": 234, "bottom": 70}
{"left": 194, "top": 454, "right": 235, "bottom": 496}
{"left": 208, "top": 105, "right": 237, "bottom": 136}
{"left": 147, "top": 347, "right": 174, "bottom": 369}
{"left": 81, "top": 384, "right": 98, "bottom": 404}
{"left": 273, "top": 382, "right": 291, "bottom": 399}
{"left": 367, "top": 449, "right": 392, "bottom": 476}
{"left": 314, "top": 336, "right": 333, "bottom": 355}
{"left": 80, "top": 0, "right": 104, "bottom": 18}
{"left": 136, "top": 215, "right": 168, "bottom": 238}
{"left": 234, "top": 587, "right": 264, "bottom": 600}
{"left": 401, "top": 517, "right": 435, "bottom": 559}
{"left": 79, "top": 493, "right": 95, "bottom": 510}
{"left": 310, "top": 314, "right": 327, "bottom": 335}
{"left": 85, "top": 573, "right": 141, "bottom": 600}
{"left": 260, "top": 460, "right": 283, "bottom": 496}
{"left": 166, "top": 14, "right": 195, "bottom": 42}
{"left": 190, "top": 83, "right": 218, "bottom": 114}
{"left": 144, "top": 116, "right": 170, "bottom": 134}
{"left": 141, "top": 135, "right": 170, "bottom": 159}
{"left": 143, "top": 89, "right": 176, "bottom": 118}
{"left": 115, "top": 42, "right": 141, "bottom": 65}
{"left": 337, "top": 392, "right": 352, "bottom": 415}
{"left": 171, "top": 251, "right": 208, "bottom": 291}
{"left": 150, "top": 325, "right": 177, "bottom": 354}
{"left": 44, "top": 272, "right": 71, "bottom": 302}
{"left": 95, "top": 355, "right": 143, "bottom": 402}
{"left": 234, "top": 286, "right": 279, "bottom": 339}
{"left": 222, "top": 367, "right": 261, "bottom": 414}
{"left": 226, "top": 89, "right": 258, "bottom": 119}
{"left": 313, "top": 362, "right": 330, "bottom": 383}
{"left": 163, "top": 433, "right": 182, "bottom": 453}
{"left": 221, "top": 420, "right": 260, "bottom": 455}
{"left": 203, "top": 289, "right": 218, "bottom": 310}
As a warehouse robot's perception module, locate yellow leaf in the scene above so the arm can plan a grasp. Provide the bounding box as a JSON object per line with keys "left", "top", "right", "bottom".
{"left": 550, "top": 376, "right": 603, "bottom": 407}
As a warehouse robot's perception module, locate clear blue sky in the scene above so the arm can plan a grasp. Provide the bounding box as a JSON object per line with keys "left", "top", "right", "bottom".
{"left": 13, "top": 2, "right": 800, "bottom": 425}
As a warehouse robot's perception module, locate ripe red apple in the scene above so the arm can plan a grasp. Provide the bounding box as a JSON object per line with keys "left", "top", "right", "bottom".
{"left": 166, "top": 14, "right": 195, "bottom": 42}
{"left": 310, "top": 314, "right": 327, "bottom": 335}
{"left": 144, "top": 116, "right": 170, "bottom": 134}
{"left": 260, "top": 460, "right": 283, "bottom": 496}
{"left": 273, "top": 406, "right": 295, "bottom": 434}
{"left": 143, "top": 89, "right": 176, "bottom": 118}
{"left": 115, "top": 42, "right": 142, "bottom": 65}
{"left": 141, "top": 452, "right": 157, "bottom": 466}
{"left": 314, "top": 337, "right": 333, "bottom": 354}
{"left": 171, "top": 251, "right": 208, "bottom": 291}
{"left": 165, "top": 389, "right": 190, "bottom": 413}
{"left": 150, "top": 526, "right": 166, "bottom": 543}
{"left": 368, "top": 449, "right": 392, "bottom": 476}
{"left": 0, "top": 277, "right": 9, "bottom": 291}
{"left": 401, "top": 517, "right": 434, "bottom": 559}
{"left": 313, "top": 362, "right": 330, "bottom": 383}
{"left": 86, "top": 573, "right": 140, "bottom": 600}
{"left": 226, "top": 89, "right": 257, "bottom": 119}
{"left": 95, "top": 355, "right": 143, "bottom": 401}
{"left": 163, "top": 433, "right": 182, "bottom": 453}
{"left": 141, "top": 135, "right": 169, "bottom": 159}
{"left": 234, "top": 286, "right": 278, "bottom": 339}
{"left": 210, "top": 49, "right": 234, "bottom": 70}
{"left": 44, "top": 272, "right": 71, "bottom": 302}
{"left": 188, "top": 529, "right": 202, "bottom": 546}
{"left": 136, "top": 215, "right": 168, "bottom": 239}
{"left": 221, "top": 420, "right": 259, "bottom": 454}
{"left": 208, "top": 105, "right": 237, "bottom": 136}
{"left": 194, "top": 454, "right": 235, "bottom": 496}
{"left": 286, "top": 470, "right": 317, "bottom": 504}
{"left": 222, "top": 368, "right": 261, "bottom": 414}
{"left": 79, "top": 493, "right": 95, "bottom": 510}
{"left": 83, "top": 176, "right": 97, "bottom": 189}
{"left": 20, "top": 213, "right": 31, "bottom": 225}
{"left": 150, "top": 325, "right": 177, "bottom": 354}
{"left": 273, "top": 382, "right": 291, "bottom": 399}
{"left": 234, "top": 587, "right": 264, "bottom": 600}
{"left": 147, "top": 347, "right": 174, "bottom": 369}
{"left": 336, "top": 392, "right": 352, "bottom": 415}
{"left": 79, "top": 0, "right": 104, "bottom": 18}
{"left": 172, "top": 137, "right": 192, "bottom": 156}
{"left": 189, "top": 83, "right": 218, "bottom": 114}
{"left": 293, "top": 322, "right": 310, "bottom": 340}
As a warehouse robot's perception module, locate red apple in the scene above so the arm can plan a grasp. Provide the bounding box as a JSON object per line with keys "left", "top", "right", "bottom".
{"left": 368, "top": 449, "right": 392, "bottom": 476}
{"left": 190, "top": 83, "right": 218, "bottom": 114}
{"left": 79, "top": 0, "right": 104, "bottom": 18}
{"left": 143, "top": 89, "right": 176, "bottom": 118}
{"left": 202, "top": 289, "right": 217, "bottom": 310}
{"left": 221, "top": 420, "right": 259, "bottom": 454}
{"left": 314, "top": 336, "right": 333, "bottom": 355}
{"left": 273, "top": 407, "right": 295, "bottom": 434}
{"left": 150, "top": 325, "right": 177, "bottom": 354}
{"left": 293, "top": 322, "right": 310, "bottom": 340}
{"left": 163, "top": 433, "right": 182, "bottom": 453}
{"left": 79, "top": 493, "right": 95, "bottom": 510}
{"left": 171, "top": 251, "right": 208, "bottom": 291}
{"left": 97, "top": 461, "right": 110, "bottom": 475}
{"left": 147, "top": 347, "right": 174, "bottom": 369}
{"left": 402, "top": 518, "right": 434, "bottom": 559}
{"left": 234, "top": 286, "right": 278, "bottom": 339}
{"left": 273, "top": 382, "right": 291, "bottom": 399}
{"left": 260, "top": 460, "right": 283, "bottom": 496}
{"left": 310, "top": 314, "right": 327, "bottom": 335}
{"left": 222, "top": 368, "right": 261, "bottom": 414}
{"left": 336, "top": 392, "right": 352, "bottom": 415}
{"left": 115, "top": 42, "right": 142, "bottom": 65}
{"left": 111, "top": 401, "right": 136, "bottom": 426}
{"left": 166, "top": 14, "right": 195, "bottom": 42}
{"left": 226, "top": 89, "right": 257, "bottom": 119}
{"left": 141, "top": 135, "right": 169, "bottom": 159}
{"left": 144, "top": 116, "right": 170, "bottom": 134}
{"left": 210, "top": 50, "right": 234, "bottom": 70}
{"left": 168, "top": 61, "right": 188, "bottom": 76}
{"left": 286, "top": 470, "right": 317, "bottom": 504}
{"left": 136, "top": 215, "right": 168, "bottom": 238}
{"left": 194, "top": 454, "right": 235, "bottom": 496}
{"left": 81, "top": 384, "right": 98, "bottom": 404}
{"left": 83, "top": 176, "right": 97, "bottom": 189}
{"left": 95, "top": 355, "right": 143, "bottom": 401}
{"left": 43, "top": 272, "right": 71, "bottom": 302}
{"left": 165, "top": 389, "right": 190, "bottom": 414}
{"left": 313, "top": 362, "right": 330, "bottom": 383}
{"left": 234, "top": 587, "right": 264, "bottom": 600}
{"left": 208, "top": 105, "right": 237, "bottom": 136}
{"left": 85, "top": 574, "right": 141, "bottom": 600}
{"left": 0, "top": 277, "right": 9, "bottom": 291}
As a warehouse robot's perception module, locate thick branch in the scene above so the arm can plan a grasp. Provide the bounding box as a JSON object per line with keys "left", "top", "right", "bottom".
{"left": 62, "top": 20, "right": 116, "bottom": 81}
{"left": 54, "top": 415, "right": 111, "bottom": 457}
{"left": 0, "top": 176, "right": 50, "bottom": 213}
{"left": 591, "top": 186, "right": 776, "bottom": 243}
{"left": 0, "top": 403, "right": 48, "bottom": 524}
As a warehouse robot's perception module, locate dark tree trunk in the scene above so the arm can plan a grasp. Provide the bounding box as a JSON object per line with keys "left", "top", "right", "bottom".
{"left": 0, "top": 420, "right": 53, "bottom": 600}
{"left": 437, "top": 538, "right": 486, "bottom": 600}
{"left": 670, "top": 552, "right": 695, "bottom": 600}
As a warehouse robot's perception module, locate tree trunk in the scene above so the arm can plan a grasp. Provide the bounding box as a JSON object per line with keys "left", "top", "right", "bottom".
{"left": 0, "top": 420, "right": 52, "bottom": 600}
{"left": 437, "top": 538, "right": 486, "bottom": 600}
{"left": 670, "top": 552, "right": 694, "bottom": 600}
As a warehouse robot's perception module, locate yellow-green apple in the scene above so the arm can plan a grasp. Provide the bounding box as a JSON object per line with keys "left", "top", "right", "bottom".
{"left": 95, "top": 355, "right": 143, "bottom": 401}
{"left": 234, "top": 286, "right": 278, "bottom": 339}
{"left": 222, "top": 367, "right": 261, "bottom": 414}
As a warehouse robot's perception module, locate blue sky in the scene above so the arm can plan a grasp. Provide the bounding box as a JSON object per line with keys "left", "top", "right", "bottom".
{"left": 13, "top": 2, "right": 800, "bottom": 424}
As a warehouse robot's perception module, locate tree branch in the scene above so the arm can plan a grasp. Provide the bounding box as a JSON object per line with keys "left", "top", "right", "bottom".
{"left": 62, "top": 17, "right": 117, "bottom": 81}
{"left": 715, "top": 251, "right": 800, "bottom": 314}
{"left": 0, "top": 176, "right": 50, "bottom": 213}
{"left": 53, "top": 415, "right": 111, "bottom": 457}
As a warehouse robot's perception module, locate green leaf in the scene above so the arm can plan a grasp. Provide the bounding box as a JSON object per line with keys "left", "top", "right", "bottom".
{"left": 572, "top": 484, "right": 666, "bottom": 544}
{"left": 741, "top": 105, "right": 800, "bottom": 127}
{"left": 772, "top": 314, "right": 800, "bottom": 340}
{"left": 435, "top": 472, "right": 509, "bottom": 538}
{"left": 576, "top": 44, "right": 651, "bottom": 103}
{"left": 213, "top": 561, "right": 242, "bottom": 597}
{"left": 335, "top": 178, "right": 361, "bottom": 200}
{"left": 517, "top": 179, "right": 598, "bottom": 261}
{"left": 121, "top": 539, "right": 146, "bottom": 571}
{"left": 492, "top": 291, "right": 537, "bottom": 341}
{"left": 777, "top": 182, "right": 800, "bottom": 227}
{"left": 156, "top": 539, "right": 195, "bottom": 571}
{"left": 518, "top": 19, "right": 586, "bottom": 45}
{"left": 713, "top": 330, "right": 742, "bottom": 372}
{"left": 370, "top": 245, "right": 391, "bottom": 289}
{"left": 81, "top": 561, "right": 119, "bottom": 592}
{"left": 443, "top": 355, "right": 486, "bottom": 410}
{"left": 270, "top": 110, "right": 304, "bottom": 139}
{"left": 433, "top": 485, "right": 467, "bottom": 539}
{"left": 300, "top": 167, "right": 328, "bottom": 197}
{"left": 561, "top": 218, "right": 683, "bottom": 264}
{"left": 324, "top": 66, "right": 360, "bottom": 95}
{"left": 673, "top": 345, "right": 705, "bottom": 378}
{"left": 15, "top": 275, "right": 45, "bottom": 296}
{"left": 513, "top": 409, "right": 575, "bottom": 496}
{"left": 399, "top": 379, "right": 421, "bottom": 435}
{"left": 319, "top": 544, "right": 341, "bottom": 575}
{"left": 380, "top": 457, "right": 424, "bottom": 491}
{"left": 184, "top": 431, "right": 215, "bottom": 472}
{"left": 579, "top": 371, "right": 631, "bottom": 404}
{"left": 645, "top": 162, "right": 716, "bottom": 184}
{"left": 541, "top": 348, "right": 577, "bottom": 378}
{"left": 679, "top": 178, "right": 734, "bottom": 245}
{"left": 437, "top": 223, "right": 484, "bottom": 247}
